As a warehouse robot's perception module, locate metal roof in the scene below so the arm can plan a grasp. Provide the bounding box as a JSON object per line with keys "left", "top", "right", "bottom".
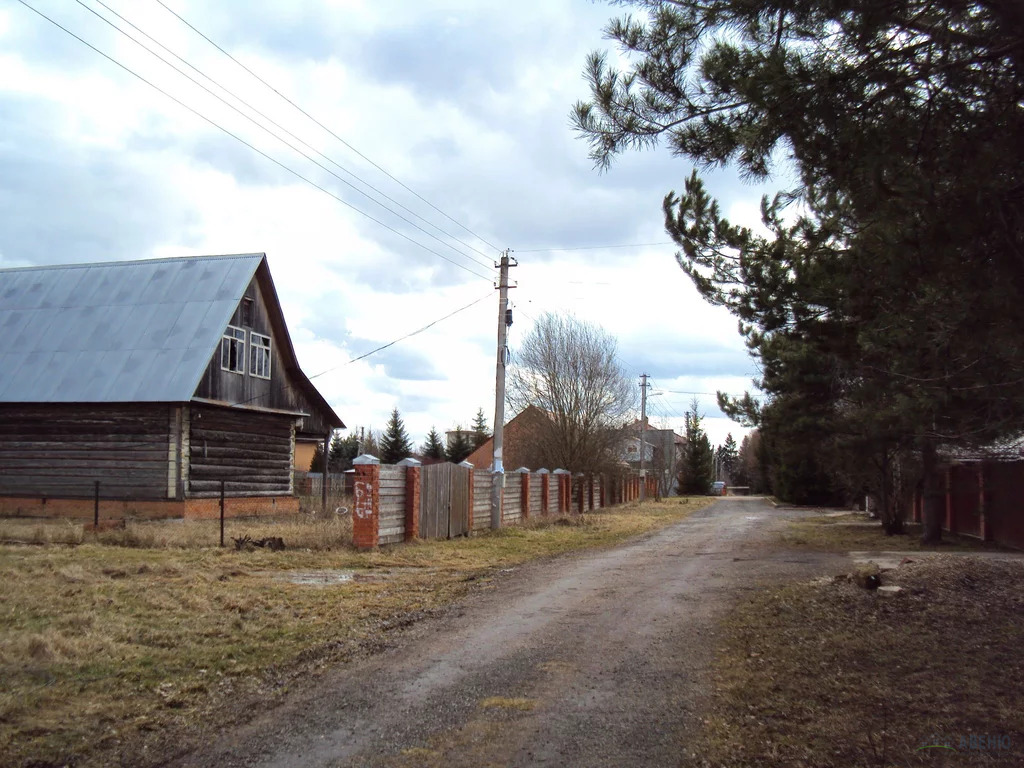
{"left": 0, "top": 254, "right": 264, "bottom": 402}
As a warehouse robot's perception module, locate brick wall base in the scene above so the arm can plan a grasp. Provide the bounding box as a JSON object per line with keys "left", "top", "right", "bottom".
{"left": 0, "top": 495, "right": 299, "bottom": 521}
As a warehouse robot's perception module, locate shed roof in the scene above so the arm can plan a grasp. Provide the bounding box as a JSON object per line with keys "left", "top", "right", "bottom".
{"left": 1, "top": 253, "right": 263, "bottom": 403}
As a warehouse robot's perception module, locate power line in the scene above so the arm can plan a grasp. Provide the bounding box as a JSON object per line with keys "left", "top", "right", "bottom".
{"left": 232, "top": 291, "right": 494, "bottom": 409}
{"left": 74, "top": 0, "right": 495, "bottom": 274}
{"left": 152, "top": 0, "right": 500, "bottom": 254}
{"left": 516, "top": 242, "right": 674, "bottom": 253}
{"left": 16, "top": 0, "right": 494, "bottom": 283}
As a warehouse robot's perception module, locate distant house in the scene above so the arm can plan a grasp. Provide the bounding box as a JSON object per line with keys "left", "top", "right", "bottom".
{"left": 463, "top": 405, "right": 552, "bottom": 471}
{"left": 0, "top": 253, "right": 343, "bottom": 518}
{"left": 623, "top": 419, "right": 685, "bottom": 495}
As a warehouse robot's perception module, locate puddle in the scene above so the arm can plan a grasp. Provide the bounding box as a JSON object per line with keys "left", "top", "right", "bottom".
{"left": 280, "top": 570, "right": 355, "bottom": 585}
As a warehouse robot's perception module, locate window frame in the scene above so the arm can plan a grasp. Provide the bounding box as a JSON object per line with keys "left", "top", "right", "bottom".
{"left": 249, "top": 331, "right": 272, "bottom": 380}
{"left": 221, "top": 325, "right": 246, "bottom": 375}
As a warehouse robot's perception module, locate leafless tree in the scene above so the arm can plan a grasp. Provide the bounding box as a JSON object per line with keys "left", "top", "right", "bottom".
{"left": 507, "top": 312, "right": 636, "bottom": 473}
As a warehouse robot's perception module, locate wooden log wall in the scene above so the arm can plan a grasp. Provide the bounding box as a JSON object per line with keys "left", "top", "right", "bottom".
{"left": 378, "top": 465, "right": 406, "bottom": 545}
{"left": 0, "top": 404, "right": 172, "bottom": 500}
{"left": 187, "top": 404, "right": 293, "bottom": 497}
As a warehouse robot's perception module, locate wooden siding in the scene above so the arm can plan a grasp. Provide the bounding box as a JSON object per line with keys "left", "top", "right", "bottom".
{"left": 379, "top": 465, "right": 406, "bottom": 545}
{"left": 187, "top": 404, "right": 293, "bottom": 497}
{"left": 192, "top": 275, "right": 335, "bottom": 437}
{"left": 0, "top": 404, "right": 172, "bottom": 500}
{"left": 547, "top": 477, "right": 559, "bottom": 514}
{"left": 473, "top": 469, "right": 490, "bottom": 532}
{"left": 529, "top": 476, "right": 543, "bottom": 513}
{"left": 502, "top": 473, "right": 522, "bottom": 524}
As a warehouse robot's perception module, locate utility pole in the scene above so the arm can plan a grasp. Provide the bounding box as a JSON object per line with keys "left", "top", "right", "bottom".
{"left": 491, "top": 249, "right": 517, "bottom": 529}
{"left": 639, "top": 373, "right": 649, "bottom": 502}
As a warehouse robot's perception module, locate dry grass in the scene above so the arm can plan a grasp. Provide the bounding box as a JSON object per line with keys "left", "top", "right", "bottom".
{"left": 0, "top": 495, "right": 711, "bottom": 768}
{"left": 780, "top": 511, "right": 991, "bottom": 552}
{"left": 693, "top": 556, "right": 1024, "bottom": 767}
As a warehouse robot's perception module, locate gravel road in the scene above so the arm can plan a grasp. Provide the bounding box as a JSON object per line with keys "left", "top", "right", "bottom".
{"left": 169, "top": 497, "right": 843, "bottom": 768}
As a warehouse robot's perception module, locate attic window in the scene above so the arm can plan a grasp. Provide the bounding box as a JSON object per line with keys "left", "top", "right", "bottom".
{"left": 241, "top": 297, "right": 254, "bottom": 327}
{"left": 221, "top": 326, "right": 245, "bottom": 374}
{"left": 250, "top": 332, "right": 271, "bottom": 379}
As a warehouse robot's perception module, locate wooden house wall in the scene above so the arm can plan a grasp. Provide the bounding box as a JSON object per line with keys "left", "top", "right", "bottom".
{"left": 187, "top": 404, "right": 294, "bottom": 497}
{"left": 192, "top": 275, "right": 334, "bottom": 438}
{"left": 0, "top": 404, "right": 173, "bottom": 500}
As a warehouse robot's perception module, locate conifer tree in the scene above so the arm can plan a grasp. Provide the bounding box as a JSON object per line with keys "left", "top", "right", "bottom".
{"left": 471, "top": 408, "right": 491, "bottom": 449}
{"left": 421, "top": 427, "right": 446, "bottom": 461}
{"left": 446, "top": 426, "right": 473, "bottom": 464}
{"left": 328, "top": 431, "right": 360, "bottom": 472}
{"left": 678, "top": 401, "right": 715, "bottom": 495}
{"left": 380, "top": 408, "right": 413, "bottom": 464}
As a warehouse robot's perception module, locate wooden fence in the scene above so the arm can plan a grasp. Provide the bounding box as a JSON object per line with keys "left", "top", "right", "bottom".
{"left": 350, "top": 457, "right": 656, "bottom": 549}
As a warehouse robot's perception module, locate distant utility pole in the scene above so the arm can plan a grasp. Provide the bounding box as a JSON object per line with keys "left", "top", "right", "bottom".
{"left": 639, "top": 373, "right": 649, "bottom": 502}
{"left": 491, "top": 249, "right": 517, "bottom": 530}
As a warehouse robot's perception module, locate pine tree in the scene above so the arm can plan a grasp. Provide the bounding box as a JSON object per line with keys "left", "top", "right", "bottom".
{"left": 309, "top": 442, "right": 325, "bottom": 473}
{"left": 328, "top": 431, "right": 360, "bottom": 472}
{"left": 446, "top": 426, "right": 473, "bottom": 464}
{"left": 678, "top": 401, "right": 715, "bottom": 495}
{"left": 421, "top": 427, "right": 446, "bottom": 461}
{"left": 380, "top": 408, "right": 413, "bottom": 464}
{"left": 716, "top": 433, "right": 738, "bottom": 482}
{"left": 471, "top": 408, "right": 491, "bottom": 449}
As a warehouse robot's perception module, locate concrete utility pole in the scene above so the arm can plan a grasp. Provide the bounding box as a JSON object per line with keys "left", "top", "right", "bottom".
{"left": 491, "top": 249, "right": 517, "bottom": 530}
{"left": 639, "top": 373, "right": 649, "bottom": 502}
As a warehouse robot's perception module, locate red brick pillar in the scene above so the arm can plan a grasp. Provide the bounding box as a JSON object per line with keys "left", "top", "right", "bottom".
{"left": 520, "top": 471, "right": 530, "bottom": 521}
{"left": 587, "top": 475, "right": 595, "bottom": 511}
{"left": 352, "top": 458, "right": 380, "bottom": 549}
{"left": 945, "top": 467, "right": 954, "bottom": 533}
{"left": 541, "top": 472, "right": 550, "bottom": 515}
{"left": 577, "top": 476, "right": 585, "bottom": 515}
{"left": 404, "top": 465, "right": 420, "bottom": 542}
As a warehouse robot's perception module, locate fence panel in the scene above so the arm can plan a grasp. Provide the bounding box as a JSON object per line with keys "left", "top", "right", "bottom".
{"left": 503, "top": 473, "right": 522, "bottom": 524}
{"left": 379, "top": 466, "right": 406, "bottom": 544}
{"left": 449, "top": 464, "right": 470, "bottom": 537}
{"left": 473, "top": 470, "right": 491, "bottom": 531}
{"left": 529, "top": 475, "right": 543, "bottom": 515}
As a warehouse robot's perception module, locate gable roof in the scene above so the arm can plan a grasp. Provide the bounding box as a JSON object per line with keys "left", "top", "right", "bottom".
{"left": 0, "top": 254, "right": 337, "bottom": 419}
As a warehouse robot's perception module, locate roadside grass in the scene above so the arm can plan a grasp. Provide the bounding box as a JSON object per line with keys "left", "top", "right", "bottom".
{"left": 780, "top": 511, "right": 990, "bottom": 552}
{"left": 694, "top": 556, "right": 1024, "bottom": 767}
{"left": 0, "top": 495, "right": 711, "bottom": 768}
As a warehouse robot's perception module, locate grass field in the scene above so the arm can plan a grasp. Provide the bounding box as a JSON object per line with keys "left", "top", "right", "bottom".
{"left": 693, "top": 514, "right": 1024, "bottom": 767}
{"left": 0, "top": 496, "right": 711, "bottom": 768}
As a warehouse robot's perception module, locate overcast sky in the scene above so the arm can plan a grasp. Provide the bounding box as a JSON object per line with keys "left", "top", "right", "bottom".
{"left": 0, "top": 0, "right": 772, "bottom": 452}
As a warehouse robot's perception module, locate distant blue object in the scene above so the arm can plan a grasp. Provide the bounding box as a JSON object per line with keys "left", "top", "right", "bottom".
{"left": 710, "top": 481, "right": 726, "bottom": 496}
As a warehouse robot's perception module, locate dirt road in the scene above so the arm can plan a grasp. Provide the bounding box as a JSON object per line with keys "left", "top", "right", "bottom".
{"left": 170, "top": 498, "right": 843, "bottom": 768}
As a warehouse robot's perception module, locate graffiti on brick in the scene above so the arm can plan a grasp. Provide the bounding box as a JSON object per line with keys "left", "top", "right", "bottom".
{"left": 354, "top": 482, "right": 372, "bottom": 520}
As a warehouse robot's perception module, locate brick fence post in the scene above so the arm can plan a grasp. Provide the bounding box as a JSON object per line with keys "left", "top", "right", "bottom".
{"left": 539, "top": 469, "right": 550, "bottom": 515}
{"left": 517, "top": 468, "right": 531, "bottom": 521}
{"left": 352, "top": 454, "right": 380, "bottom": 549}
{"left": 398, "top": 457, "right": 421, "bottom": 542}
{"left": 553, "top": 469, "right": 569, "bottom": 514}
{"left": 599, "top": 474, "right": 606, "bottom": 509}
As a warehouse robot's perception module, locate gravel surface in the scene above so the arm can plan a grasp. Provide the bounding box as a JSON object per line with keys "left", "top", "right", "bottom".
{"left": 166, "top": 498, "right": 844, "bottom": 768}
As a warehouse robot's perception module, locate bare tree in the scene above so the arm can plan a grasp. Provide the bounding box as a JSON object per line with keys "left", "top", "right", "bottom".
{"left": 507, "top": 313, "right": 636, "bottom": 473}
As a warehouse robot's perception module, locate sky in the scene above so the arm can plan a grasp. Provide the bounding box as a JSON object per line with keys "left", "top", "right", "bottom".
{"left": 0, "top": 0, "right": 774, "bottom": 452}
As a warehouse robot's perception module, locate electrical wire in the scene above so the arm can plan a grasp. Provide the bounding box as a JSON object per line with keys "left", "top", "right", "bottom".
{"left": 16, "top": 0, "right": 494, "bottom": 283}
{"left": 91, "top": 0, "right": 495, "bottom": 269}
{"left": 73, "top": 0, "right": 496, "bottom": 275}
{"left": 516, "top": 242, "right": 674, "bottom": 253}
{"left": 152, "top": 0, "right": 500, "bottom": 254}
{"left": 230, "top": 291, "right": 494, "bottom": 409}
